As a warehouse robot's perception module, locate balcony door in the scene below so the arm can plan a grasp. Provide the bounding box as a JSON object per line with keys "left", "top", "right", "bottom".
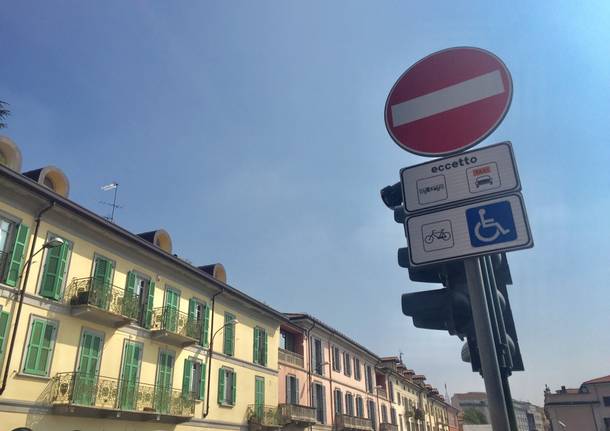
{"left": 74, "top": 331, "right": 102, "bottom": 406}
{"left": 255, "top": 376, "right": 265, "bottom": 418}
{"left": 119, "top": 341, "right": 142, "bottom": 410}
{"left": 164, "top": 288, "right": 180, "bottom": 332}
{"left": 155, "top": 350, "right": 174, "bottom": 414}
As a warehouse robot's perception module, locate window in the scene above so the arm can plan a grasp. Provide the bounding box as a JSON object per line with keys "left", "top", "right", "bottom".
{"left": 344, "top": 352, "right": 352, "bottom": 377}
{"left": 0, "top": 216, "right": 28, "bottom": 287}
{"left": 312, "top": 337, "right": 324, "bottom": 375}
{"left": 356, "top": 396, "right": 364, "bottom": 417}
{"left": 218, "top": 367, "right": 236, "bottom": 406}
{"left": 253, "top": 327, "right": 268, "bottom": 366}
{"left": 334, "top": 388, "right": 343, "bottom": 414}
{"left": 345, "top": 393, "right": 354, "bottom": 416}
{"left": 125, "top": 271, "right": 155, "bottom": 328}
{"left": 391, "top": 407, "right": 397, "bottom": 425}
{"left": 223, "top": 312, "right": 236, "bottom": 356}
{"left": 286, "top": 375, "right": 299, "bottom": 404}
{"left": 188, "top": 299, "right": 210, "bottom": 346}
{"left": 398, "top": 393, "right": 401, "bottom": 405}
{"left": 354, "top": 357, "right": 361, "bottom": 380}
{"left": 255, "top": 376, "right": 265, "bottom": 412}
{"left": 313, "top": 382, "right": 326, "bottom": 423}
{"left": 365, "top": 365, "right": 374, "bottom": 393}
{"left": 23, "top": 317, "right": 57, "bottom": 376}
{"left": 182, "top": 358, "right": 206, "bottom": 400}
{"left": 332, "top": 345, "right": 341, "bottom": 372}
{"left": 381, "top": 405, "right": 388, "bottom": 423}
{"left": 389, "top": 381, "right": 394, "bottom": 402}
{"left": 280, "top": 329, "right": 296, "bottom": 351}
{"left": 604, "top": 396, "right": 610, "bottom": 407}
{"left": 399, "top": 414, "right": 404, "bottom": 431}
{"left": 39, "top": 234, "right": 71, "bottom": 300}
{"left": 367, "top": 400, "right": 377, "bottom": 430}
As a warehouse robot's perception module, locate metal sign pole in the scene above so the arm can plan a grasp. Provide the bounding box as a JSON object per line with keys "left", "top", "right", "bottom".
{"left": 464, "top": 257, "right": 510, "bottom": 431}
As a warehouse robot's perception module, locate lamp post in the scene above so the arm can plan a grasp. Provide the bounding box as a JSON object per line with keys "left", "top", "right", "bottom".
{"left": 203, "top": 317, "right": 238, "bottom": 417}
{"left": 0, "top": 236, "right": 64, "bottom": 396}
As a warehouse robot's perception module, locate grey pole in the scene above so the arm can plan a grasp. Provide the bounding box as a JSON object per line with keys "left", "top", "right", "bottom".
{"left": 464, "top": 257, "right": 511, "bottom": 431}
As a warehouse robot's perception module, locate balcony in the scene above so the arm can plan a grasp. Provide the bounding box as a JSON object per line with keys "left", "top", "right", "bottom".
{"left": 247, "top": 404, "right": 282, "bottom": 431}
{"left": 67, "top": 278, "right": 140, "bottom": 327}
{"left": 49, "top": 372, "right": 194, "bottom": 423}
{"left": 150, "top": 306, "right": 199, "bottom": 347}
{"left": 380, "top": 423, "right": 399, "bottom": 431}
{"left": 278, "top": 348, "right": 304, "bottom": 368}
{"left": 335, "top": 414, "right": 374, "bottom": 431}
{"left": 278, "top": 403, "right": 316, "bottom": 426}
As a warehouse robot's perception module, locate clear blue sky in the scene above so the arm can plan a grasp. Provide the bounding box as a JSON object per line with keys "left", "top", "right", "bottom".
{"left": 2, "top": 1, "right": 609, "bottom": 405}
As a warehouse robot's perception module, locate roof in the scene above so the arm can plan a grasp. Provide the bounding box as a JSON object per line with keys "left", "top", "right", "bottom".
{"left": 284, "top": 313, "right": 380, "bottom": 360}
{"left": 583, "top": 374, "right": 610, "bottom": 385}
{"left": 0, "top": 163, "right": 291, "bottom": 324}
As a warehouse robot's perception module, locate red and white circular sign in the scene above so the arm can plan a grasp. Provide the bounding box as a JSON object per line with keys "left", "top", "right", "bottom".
{"left": 384, "top": 47, "right": 512, "bottom": 156}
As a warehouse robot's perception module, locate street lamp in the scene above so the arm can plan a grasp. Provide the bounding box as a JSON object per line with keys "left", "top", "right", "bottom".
{"left": 203, "top": 317, "right": 238, "bottom": 417}
{"left": 0, "top": 236, "right": 64, "bottom": 396}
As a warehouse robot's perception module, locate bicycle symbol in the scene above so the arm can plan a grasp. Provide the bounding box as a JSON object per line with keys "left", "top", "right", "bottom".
{"left": 466, "top": 201, "right": 517, "bottom": 247}
{"left": 424, "top": 229, "right": 452, "bottom": 244}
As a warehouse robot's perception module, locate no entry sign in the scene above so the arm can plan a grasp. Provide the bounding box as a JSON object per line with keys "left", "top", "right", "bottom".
{"left": 385, "top": 47, "right": 512, "bottom": 156}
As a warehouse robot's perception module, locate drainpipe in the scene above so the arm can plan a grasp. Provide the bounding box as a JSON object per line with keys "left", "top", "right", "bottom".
{"left": 0, "top": 202, "right": 55, "bottom": 396}
{"left": 203, "top": 288, "right": 224, "bottom": 418}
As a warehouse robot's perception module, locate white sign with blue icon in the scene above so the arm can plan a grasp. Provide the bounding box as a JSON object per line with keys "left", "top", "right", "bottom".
{"left": 405, "top": 193, "right": 533, "bottom": 267}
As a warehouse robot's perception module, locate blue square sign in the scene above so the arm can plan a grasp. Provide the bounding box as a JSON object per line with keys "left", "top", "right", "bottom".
{"left": 466, "top": 200, "right": 517, "bottom": 247}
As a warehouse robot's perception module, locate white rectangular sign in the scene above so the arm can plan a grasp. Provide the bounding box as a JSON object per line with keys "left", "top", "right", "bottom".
{"left": 405, "top": 193, "right": 533, "bottom": 267}
{"left": 401, "top": 142, "right": 520, "bottom": 214}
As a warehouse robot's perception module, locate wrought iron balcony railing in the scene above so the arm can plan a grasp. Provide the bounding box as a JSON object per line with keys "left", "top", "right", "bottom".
{"left": 278, "top": 348, "right": 304, "bottom": 368}
{"left": 50, "top": 372, "right": 195, "bottom": 419}
{"left": 151, "top": 306, "right": 200, "bottom": 340}
{"left": 247, "top": 404, "right": 281, "bottom": 428}
{"left": 66, "top": 277, "right": 141, "bottom": 321}
{"left": 278, "top": 403, "right": 316, "bottom": 425}
{"left": 335, "top": 413, "right": 375, "bottom": 431}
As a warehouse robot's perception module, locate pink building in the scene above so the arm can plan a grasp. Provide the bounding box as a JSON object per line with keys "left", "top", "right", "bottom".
{"left": 281, "top": 313, "right": 396, "bottom": 431}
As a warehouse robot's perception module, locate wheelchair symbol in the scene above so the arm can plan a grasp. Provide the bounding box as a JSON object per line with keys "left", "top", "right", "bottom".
{"left": 474, "top": 208, "right": 510, "bottom": 243}
{"left": 466, "top": 201, "right": 517, "bottom": 247}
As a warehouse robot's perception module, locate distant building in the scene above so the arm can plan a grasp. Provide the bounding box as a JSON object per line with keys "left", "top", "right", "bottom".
{"left": 545, "top": 374, "right": 610, "bottom": 431}
{"left": 452, "top": 392, "right": 545, "bottom": 431}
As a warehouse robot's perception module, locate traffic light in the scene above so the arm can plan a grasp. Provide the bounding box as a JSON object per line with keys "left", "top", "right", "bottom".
{"left": 487, "top": 254, "right": 524, "bottom": 372}
{"left": 399, "top": 251, "right": 473, "bottom": 338}
{"left": 380, "top": 182, "right": 403, "bottom": 209}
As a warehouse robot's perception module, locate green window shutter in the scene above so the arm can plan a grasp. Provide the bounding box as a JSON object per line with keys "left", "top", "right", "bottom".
{"left": 255, "top": 376, "right": 264, "bottom": 407}
{"left": 24, "top": 319, "right": 55, "bottom": 376}
{"left": 125, "top": 271, "right": 136, "bottom": 296}
{"left": 202, "top": 303, "right": 210, "bottom": 347}
{"left": 223, "top": 313, "right": 234, "bottom": 356}
{"left": 253, "top": 327, "right": 260, "bottom": 364}
{"left": 182, "top": 359, "right": 192, "bottom": 396}
{"left": 40, "top": 243, "right": 63, "bottom": 299}
{"left": 188, "top": 298, "right": 197, "bottom": 339}
{"left": 145, "top": 281, "right": 155, "bottom": 328}
{"left": 5, "top": 223, "right": 29, "bottom": 287}
{"left": 263, "top": 331, "right": 268, "bottom": 367}
{"left": 52, "top": 243, "right": 70, "bottom": 299}
{"left": 231, "top": 371, "right": 236, "bottom": 405}
{"left": 0, "top": 311, "right": 10, "bottom": 364}
{"left": 199, "top": 362, "right": 206, "bottom": 400}
{"left": 217, "top": 368, "right": 225, "bottom": 404}
{"left": 188, "top": 298, "right": 196, "bottom": 320}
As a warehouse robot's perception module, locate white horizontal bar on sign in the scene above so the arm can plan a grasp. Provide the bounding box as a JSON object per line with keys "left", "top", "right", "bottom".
{"left": 391, "top": 70, "right": 505, "bottom": 127}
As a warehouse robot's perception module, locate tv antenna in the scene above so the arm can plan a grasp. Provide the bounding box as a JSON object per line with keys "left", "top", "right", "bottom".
{"left": 100, "top": 182, "right": 122, "bottom": 222}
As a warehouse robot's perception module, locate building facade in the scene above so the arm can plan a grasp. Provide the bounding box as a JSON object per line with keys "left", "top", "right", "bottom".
{"left": 452, "top": 392, "right": 545, "bottom": 431}
{"left": 545, "top": 375, "right": 610, "bottom": 431}
{"left": 0, "top": 135, "right": 453, "bottom": 431}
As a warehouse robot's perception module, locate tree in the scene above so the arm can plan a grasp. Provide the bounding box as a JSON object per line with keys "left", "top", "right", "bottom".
{"left": 0, "top": 100, "right": 10, "bottom": 128}
{"left": 462, "top": 408, "right": 488, "bottom": 424}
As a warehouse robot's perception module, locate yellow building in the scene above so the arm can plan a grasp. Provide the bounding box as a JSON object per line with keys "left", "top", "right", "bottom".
{"left": 0, "top": 136, "right": 287, "bottom": 431}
